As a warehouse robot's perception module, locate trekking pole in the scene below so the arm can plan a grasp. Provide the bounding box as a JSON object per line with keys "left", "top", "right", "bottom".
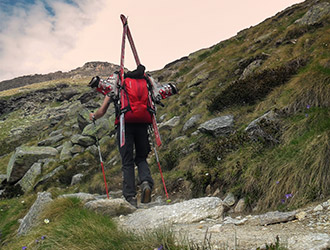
{"left": 93, "top": 119, "right": 110, "bottom": 199}
{"left": 149, "top": 128, "right": 171, "bottom": 204}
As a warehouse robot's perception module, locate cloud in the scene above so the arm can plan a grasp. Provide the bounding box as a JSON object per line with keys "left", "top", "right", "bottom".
{"left": 0, "top": 0, "right": 305, "bottom": 82}
{"left": 0, "top": 0, "right": 104, "bottom": 81}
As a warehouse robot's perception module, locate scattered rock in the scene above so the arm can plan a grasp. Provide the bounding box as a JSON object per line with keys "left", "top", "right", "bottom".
{"left": 82, "top": 117, "right": 110, "bottom": 140}
{"left": 71, "top": 134, "right": 96, "bottom": 147}
{"left": 38, "top": 134, "right": 65, "bottom": 147}
{"left": 59, "top": 192, "right": 97, "bottom": 203}
{"left": 159, "top": 116, "right": 180, "bottom": 129}
{"left": 34, "top": 165, "right": 65, "bottom": 189}
{"left": 84, "top": 198, "right": 137, "bottom": 217}
{"left": 57, "top": 89, "right": 79, "bottom": 102}
{"left": 313, "top": 204, "right": 324, "bottom": 212}
{"left": 60, "top": 141, "right": 73, "bottom": 161}
{"left": 85, "top": 145, "right": 98, "bottom": 156}
{"left": 16, "top": 163, "right": 42, "bottom": 193}
{"left": 77, "top": 108, "right": 92, "bottom": 131}
{"left": 70, "top": 144, "right": 85, "bottom": 154}
{"left": 234, "top": 198, "right": 246, "bottom": 213}
{"left": 245, "top": 110, "right": 280, "bottom": 144}
{"left": 17, "top": 192, "right": 53, "bottom": 236}
{"left": 49, "top": 129, "right": 63, "bottom": 137}
{"left": 39, "top": 158, "right": 56, "bottom": 170}
{"left": 71, "top": 173, "right": 84, "bottom": 186}
{"left": 183, "top": 114, "right": 201, "bottom": 131}
{"left": 188, "top": 72, "right": 209, "bottom": 88}
{"left": 322, "top": 199, "right": 330, "bottom": 208}
{"left": 239, "top": 59, "right": 263, "bottom": 80}
{"left": 212, "top": 188, "right": 221, "bottom": 197}
{"left": 198, "top": 115, "right": 234, "bottom": 137}
{"left": 254, "top": 32, "right": 274, "bottom": 44}
{"left": 223, "top": 192, "right": 236, "bottom": 207}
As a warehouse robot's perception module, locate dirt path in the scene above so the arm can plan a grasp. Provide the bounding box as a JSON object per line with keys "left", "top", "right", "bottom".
{"left": 118, "top": 198, "right": 329, "bottom": 250}
{"left": 173, "top": 216, "right": 329, "bottom": 249}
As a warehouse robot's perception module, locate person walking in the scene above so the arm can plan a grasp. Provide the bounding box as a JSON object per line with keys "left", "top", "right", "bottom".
{"left": 89, "top": 65, "right": 177, "bottom": 207}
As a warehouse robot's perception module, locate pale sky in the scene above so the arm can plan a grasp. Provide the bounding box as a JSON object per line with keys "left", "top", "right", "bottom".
{"left": 0, "top": 0, "right": 305, "bottom": 81}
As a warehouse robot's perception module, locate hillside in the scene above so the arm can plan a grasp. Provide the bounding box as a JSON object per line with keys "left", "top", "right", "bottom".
{"left": 0, "top": 0, "right": 329, "bottom": 249}
{"left": 0, "top": 61, "right": 120, "bottom": 92}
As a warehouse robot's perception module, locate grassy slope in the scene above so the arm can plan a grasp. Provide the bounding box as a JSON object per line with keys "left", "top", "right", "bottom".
{"left": 151, "top": 0, "right": 330, "bottom": 211}
{"left": 1, "top": 197, "right": 192, "bottom": 250}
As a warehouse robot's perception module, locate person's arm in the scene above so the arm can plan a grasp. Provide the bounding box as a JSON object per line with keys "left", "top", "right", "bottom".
{"left": 89, "top": 95, "right": 111, "bottom": 121}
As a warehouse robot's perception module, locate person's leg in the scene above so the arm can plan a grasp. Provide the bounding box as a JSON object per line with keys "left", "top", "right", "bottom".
{"left": 134, "top": 124, "right": 154, "bottom": 203}
{"left": 117, "top": 124, "right": 136, "bottom": 201}
{"left": 134, "top": 124, "right": 154, "bottom": 188}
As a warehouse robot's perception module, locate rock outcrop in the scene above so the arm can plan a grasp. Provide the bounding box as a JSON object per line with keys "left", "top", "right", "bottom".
{"left": 118, "top": 197, "right": 224, "bottom": 230}
{"left": 7, "top": 146, "right": 58, "bottom": 183}
{"left": 17, "top": 192, "right": 53, "bottom": 236}
{"left": 295, "top": 2, "right": 330, "bottom": 25}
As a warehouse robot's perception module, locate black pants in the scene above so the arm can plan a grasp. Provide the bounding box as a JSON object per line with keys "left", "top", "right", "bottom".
{"left": 117, "top": 123, "right": 154, "bottom": 200}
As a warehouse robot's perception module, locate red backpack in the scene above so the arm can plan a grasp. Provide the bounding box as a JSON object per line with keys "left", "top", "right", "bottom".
{"left": 115, "top": 77, "right": 153, "bottom": 124}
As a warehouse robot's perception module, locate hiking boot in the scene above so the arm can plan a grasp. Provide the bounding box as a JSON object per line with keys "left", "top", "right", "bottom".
{"left": 141, "top": 181, "right": 151, "bottom": 203}
{"left": 126, "top": 197, "right": 137, "bottom": 208}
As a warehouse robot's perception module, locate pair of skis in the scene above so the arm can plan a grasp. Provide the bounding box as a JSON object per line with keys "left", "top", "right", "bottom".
{"left": 118, "top": 14, "right": 162, "bottom": 148}
{"left": 118, "top": 15, "right": 170, "bottom": 202}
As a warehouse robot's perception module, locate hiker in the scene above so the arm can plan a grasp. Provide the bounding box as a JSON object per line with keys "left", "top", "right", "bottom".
{"left": 89, "top": 65, "right": 177, "bottom": 208}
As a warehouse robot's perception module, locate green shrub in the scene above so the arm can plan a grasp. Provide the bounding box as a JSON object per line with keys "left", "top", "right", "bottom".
{"left": 208, "top": 58, "right": 308, "bottom": 112}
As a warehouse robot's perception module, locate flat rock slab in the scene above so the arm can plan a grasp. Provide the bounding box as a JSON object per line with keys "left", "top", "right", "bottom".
{"left": 84, "top": 198, "right": 136, "bottom": 217}
{"left": 288, "top": 233, "right": 330, "bottom": 250}
{"left": 118, "top": 197, "right": 224, "bottom": 230}
{"left": 38, "top": 134, "right": 65, "bottom": 147}
{"left": 60, "top": 192, "right": 97, "bottom": 203}
{"left": 248, "top": 210, "right": 297, "bottom": 226}
{"left": 198, "top": 115, "right": 234, "bottom": 137}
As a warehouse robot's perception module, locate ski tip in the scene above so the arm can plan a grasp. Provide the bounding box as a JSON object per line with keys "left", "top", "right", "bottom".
{"left": 120, "top": 14, "right": 128, "bottom": 25}
{"left": 120, "top": 14, "right": 127, "bottom": 20}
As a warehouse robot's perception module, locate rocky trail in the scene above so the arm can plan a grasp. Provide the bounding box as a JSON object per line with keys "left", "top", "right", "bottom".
{"left": 17, "top": 192, "right": 330, "bottom": 250}
{"left": 117, "top": 198, "right": 330, "bottom": 250}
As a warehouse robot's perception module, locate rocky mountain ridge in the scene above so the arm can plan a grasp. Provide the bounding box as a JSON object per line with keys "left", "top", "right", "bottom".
{"left": 0, "top": 61, "right": 120, "bottom": 92}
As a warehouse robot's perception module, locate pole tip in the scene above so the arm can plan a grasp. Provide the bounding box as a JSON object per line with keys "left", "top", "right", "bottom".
{"left": 166, "top": 199, "right": 171, "bottom": 204}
